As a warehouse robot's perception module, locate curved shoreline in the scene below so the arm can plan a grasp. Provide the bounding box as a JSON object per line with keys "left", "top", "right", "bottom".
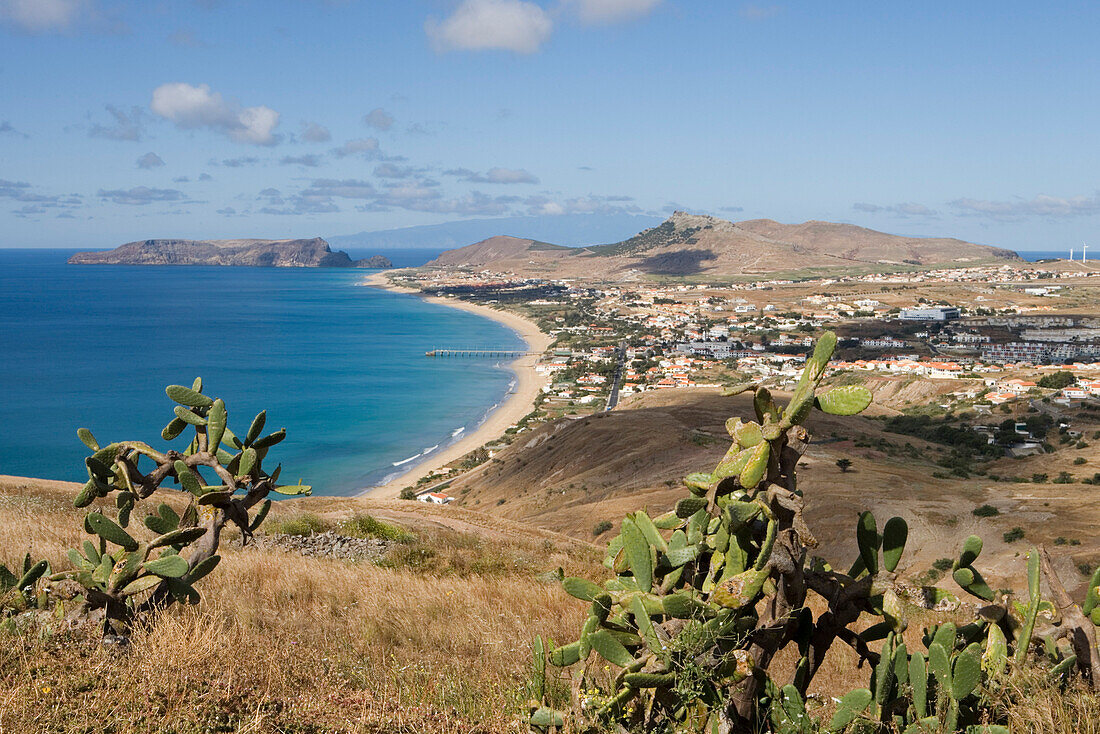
{"left": 357, "top": 271, "right": 551, "bottom": 498}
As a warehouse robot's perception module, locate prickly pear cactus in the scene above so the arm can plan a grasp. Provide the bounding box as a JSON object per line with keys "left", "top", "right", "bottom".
{"left": 530, "top": 333, "right": 888, "bottom": 731}
{"left": 48, "top": 378, "right": 310, "bottom": 635}
{"left": 0, "top": 553, "right": 53, "bottom": 626}
{"left": 527, "top": 332, "right": 1100, "bottom": 734}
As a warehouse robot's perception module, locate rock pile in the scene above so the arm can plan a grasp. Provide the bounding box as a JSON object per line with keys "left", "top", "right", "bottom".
{"left": 251, "top": 531, "right": 393, "bottom": 562}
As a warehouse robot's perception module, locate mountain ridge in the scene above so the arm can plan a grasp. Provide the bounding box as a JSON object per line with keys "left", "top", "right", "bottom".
{"left": 424, "top": 211, "right": 1020, "bottom": 277}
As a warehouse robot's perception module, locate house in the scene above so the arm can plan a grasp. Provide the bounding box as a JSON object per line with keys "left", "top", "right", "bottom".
{"left": 1001, "top": 379, "right": 1037, "bottom": 395}
{"left": 987, "top": 392, "right": 1017, "bottom": 405}
{"left": 419, "top": 492, "right": 454, "bottom": 505}
{"left": 1062, "top": 387, "right": 1089, "bottom": 400}
{"left": 1080, "top": 379, "right": 1100, "bottom": 396}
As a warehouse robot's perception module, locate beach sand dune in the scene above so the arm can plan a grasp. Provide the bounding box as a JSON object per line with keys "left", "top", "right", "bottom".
{"left": 360, "top": 272, "right": 551, "bottom": 498}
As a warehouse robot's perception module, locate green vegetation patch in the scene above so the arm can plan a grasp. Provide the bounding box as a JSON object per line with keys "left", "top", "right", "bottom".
{"left": 272, "top": 512, "right": 329, "bottom": 536}
{"left": 339, "top": 513, "right": 415, "bottom": 542}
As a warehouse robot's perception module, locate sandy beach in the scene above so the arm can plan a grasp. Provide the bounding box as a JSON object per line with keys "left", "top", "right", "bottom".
{"left": 359, "top": 271, "right": 552, "bottom": 498}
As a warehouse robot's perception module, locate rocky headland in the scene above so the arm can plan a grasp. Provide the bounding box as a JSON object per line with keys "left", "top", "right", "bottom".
{"left": 68, "top": 237, "right": 393, "bottom": 268}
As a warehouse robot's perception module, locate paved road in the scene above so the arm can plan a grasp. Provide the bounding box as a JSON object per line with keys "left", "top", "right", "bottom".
{"left": 605, "top": 339, "right": 628, "bottom": 411}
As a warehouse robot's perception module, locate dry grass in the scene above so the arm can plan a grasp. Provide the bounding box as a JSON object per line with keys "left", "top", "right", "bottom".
{"left": 0, "top": 477, "right": 598, "bottom": 733}
{"left": 998, "top": 667, "right": 1100, "bottom": 734}
{"left": 3, "top": 476, "right": 1100, "bottom": 733}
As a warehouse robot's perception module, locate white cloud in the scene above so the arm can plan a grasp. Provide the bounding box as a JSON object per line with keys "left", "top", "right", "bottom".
{"left": 740, "top": 3, "right": 781, "bottom": 20}
{"left": 167, "top": 28, "right": 206, "bottom": 47}
{"left": 0, "top": 179, "right": 83, "bottom": 211}
{"left": 444, "top": 166, "right": 540, "bottom": 184}
{"left": 363, "top": 108, "right": 394, "bottom": 131}
{"left": 567, "top": 0, "right": 660, "bottom": 24}
{"left": 331, "top": 137, "right": 380, "bottom": 158}
{"left": 305, "top": 179, "right": 378, "bottom": 199}
{"left": 0, "top": 0, "right": 91, "bottom": 32}
{"left": 525, "top": 193, "right": 638, "bottom": 215}
{"left": 97, "top": 186, "right": 186, "bottom": 206}
{"left": 853, "top": 201, "right": 937, "bottom": 217}
{"left": 426, "top": 0, "right": 553, "bottom": 53}
{"left": 150, "top": 82, "right": 281, "bottom": 145}
{"left": 374, "top": 163, "right": 425, "bottom": 179}
{"left": 300, "top": 121, "right": 331, "bottom": 142}
{"left": 280, "top": 154, "right": 322, "bottom": 167}
{"left": 950, "top": 193, "right": 1100, "bottom": 220}
{"left": 89, "top": 105, "right": 146, "bottom": 141}
{"left": 136, "top": 152, "right": 165, "bottom": 169}
{"left": 484, "top": 166, "right": 538, "bottom": 184}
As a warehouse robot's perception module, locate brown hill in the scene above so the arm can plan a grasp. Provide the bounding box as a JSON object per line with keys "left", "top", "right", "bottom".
{"left": 735, "top": 218, "right": 1020, "bottom": 265}
{"left": 423, "top": 211, "right": 1019, "bottom": 278}
{"left": 448, "top": 387, "right": 1097, "bottom": 594}
{"left": 426, "top": 235, "right": 571, "bottom": 268}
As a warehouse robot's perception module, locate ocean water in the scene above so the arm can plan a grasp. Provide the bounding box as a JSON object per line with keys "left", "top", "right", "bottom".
{"left": 1019, "top": 250, "right": 1095, "bottom": 262}
{"left": 0, "top": 249, "right": 523, "bottom": 495}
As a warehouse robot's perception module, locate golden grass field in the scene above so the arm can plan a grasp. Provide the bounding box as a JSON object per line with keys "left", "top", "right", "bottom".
{"left": 0, "top": 476, "right": 602, "bottom": 733}
{"left": 5, "top": 389, "right": 1100, "bottom": 734}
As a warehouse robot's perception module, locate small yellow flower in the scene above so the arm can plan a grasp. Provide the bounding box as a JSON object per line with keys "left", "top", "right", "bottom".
{"left": 42, "top": 687, "right": 51, "bottom": 694}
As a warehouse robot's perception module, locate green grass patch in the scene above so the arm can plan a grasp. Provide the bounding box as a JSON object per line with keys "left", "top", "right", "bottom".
{"left": 272, "top": 512, "right": 330, "bottom": 536}
{"left": 339, "top": 513, "right": 415, "bottom": 542}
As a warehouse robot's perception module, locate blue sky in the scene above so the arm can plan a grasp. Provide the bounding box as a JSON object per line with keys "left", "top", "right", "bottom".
{"left": 1, "top": 0, "right": 1099, "bottom": 251}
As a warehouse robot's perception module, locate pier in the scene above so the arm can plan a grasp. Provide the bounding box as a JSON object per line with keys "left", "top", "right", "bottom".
{"left": 425, "top": 348, "right": 536, "bottom": 358}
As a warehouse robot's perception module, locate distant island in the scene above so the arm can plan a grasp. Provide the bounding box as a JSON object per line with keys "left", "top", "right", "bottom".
{"left": 68, "top": 237, "right": 393, "bottom": 269}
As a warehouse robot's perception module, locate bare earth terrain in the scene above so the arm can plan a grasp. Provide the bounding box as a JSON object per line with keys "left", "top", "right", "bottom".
{"left": 425, "top": 211, "right": 1020, "bottom": 279}
{"left": 446, "top": 388, "right": 1100, "bottom": 597}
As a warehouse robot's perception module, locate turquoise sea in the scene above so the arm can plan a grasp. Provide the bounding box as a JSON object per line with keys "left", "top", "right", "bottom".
{"left": 0, "top": 249, "right": 524, "bottom": 495}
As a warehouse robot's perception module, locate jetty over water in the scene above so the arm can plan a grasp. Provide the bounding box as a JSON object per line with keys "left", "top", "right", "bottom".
{"left": 425, "top": 348, "right": 536, "bottom": 358}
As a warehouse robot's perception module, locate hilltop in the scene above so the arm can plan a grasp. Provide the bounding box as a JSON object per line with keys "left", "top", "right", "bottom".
{"left": 424, "top": 211, "right": 1020, "bottom": 278}
{"left": 69, "top": 237, "right": 393, "bottom": 268}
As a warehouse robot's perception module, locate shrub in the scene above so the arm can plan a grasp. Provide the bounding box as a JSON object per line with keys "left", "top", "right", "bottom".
{"left": 972, "top": 504, "right": 1000, "bottom": 517}
{"left": 1038, "top": 371, "right": 1076, "bottom": 389}
{"left": 1003, "top": 527, "right": 1025, "bottom": 543}
{"left": 592, "top": 520, "right": 614, "bottom": 537}
{"left": 339, "top": 514, "right": 414, "bottom": 542}
{"left": 1075, "top": 457, "right": 1088, "bottom": 465}
{"left": 273, "top": 513, "right": 329, "bottom": 536}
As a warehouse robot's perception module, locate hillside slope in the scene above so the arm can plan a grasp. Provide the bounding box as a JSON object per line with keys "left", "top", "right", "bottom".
{"left": 450, "top": 388, "right": 1097, "bottom": 594}
{"left": 422, "top": 211, "right": 1019, "bottom": 278}
{"left": 0, "top": 474, "right": 599, "bottom": 732}
{"left": 426, "top": 235, "right": 569, "bottom": 269}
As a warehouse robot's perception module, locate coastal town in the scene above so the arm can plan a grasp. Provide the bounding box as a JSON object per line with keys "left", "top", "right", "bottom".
{"left": 379, "top": 255, "right": 1100, "bottom": 503}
